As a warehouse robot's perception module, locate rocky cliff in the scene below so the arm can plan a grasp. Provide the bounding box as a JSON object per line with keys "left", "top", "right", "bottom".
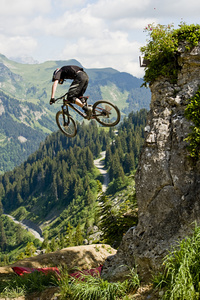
{"left": 101, "top": 42, "right": 200, "bottom": 282}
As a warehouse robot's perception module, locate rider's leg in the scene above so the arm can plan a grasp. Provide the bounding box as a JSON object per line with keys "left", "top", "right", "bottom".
{"left": 68, "top": 73, "right": 91, "bottom": 118}
{"left": 71, "top": 97, "right": 92, "bottom": 119}
{"left": 75, "top": 98, "right": 84, "bottom": 108}
{"left": 68, "top": 72, "right": 89, "bottom": 101}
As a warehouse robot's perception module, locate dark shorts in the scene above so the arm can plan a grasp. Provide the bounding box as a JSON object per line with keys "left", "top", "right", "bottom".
{"left": 67, "top": 71, "right": 89, "bottom": 102}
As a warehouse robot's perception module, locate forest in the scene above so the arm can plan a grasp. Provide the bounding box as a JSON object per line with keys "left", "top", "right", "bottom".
{"left": 0, "top": 91, "right": 52, "bottom": 172}
{"left": 0, "top": 108, "right": 147, "bottom": 264}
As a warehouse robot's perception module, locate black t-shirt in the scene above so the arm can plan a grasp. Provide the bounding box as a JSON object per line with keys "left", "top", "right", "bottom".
{"left": 52, "top": 65, "right": 84, "bottom": 82}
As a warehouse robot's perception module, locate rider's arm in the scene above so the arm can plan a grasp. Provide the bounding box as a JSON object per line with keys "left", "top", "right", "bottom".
{"left": 51, "top": 80, "right": 58, "bottom": 99}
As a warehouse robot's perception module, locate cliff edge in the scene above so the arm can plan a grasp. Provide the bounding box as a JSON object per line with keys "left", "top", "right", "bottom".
{"left": 101, "top": 42, "right": 200, "bottom": 282}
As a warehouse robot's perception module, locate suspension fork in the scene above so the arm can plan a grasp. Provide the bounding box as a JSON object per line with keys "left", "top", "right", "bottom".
{"left": 62, "top": 104, "right": 70, "bottom": 126}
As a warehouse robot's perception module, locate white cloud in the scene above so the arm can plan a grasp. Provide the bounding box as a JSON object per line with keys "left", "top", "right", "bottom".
{"left": 0, "top": 0, "right": 51, "bottom": 37}
{"left": 60, "top": 31, "right": 144, "bottom": 77}
{"left": 146, "top": 0, "right": 200, "bottom": 19}
{"left": 0, "top": 0, "right": 200, "bottom": 78}
{"left": 0, "top": 35, "right": 37, "bottom": 58}
{"left": 0, "top": 0, "right": 51, "bottom": 16}
{"left": 57, "top": 0, "right": 89, "bottom": 9}
{"left": 45, "top": 8, "right": 105, "bottom": 39}
{"left": 90, "top": 0, "right": 151, "bottom": 19}
{"left": 111, "top": 17, "right": 157, "bottom": 32}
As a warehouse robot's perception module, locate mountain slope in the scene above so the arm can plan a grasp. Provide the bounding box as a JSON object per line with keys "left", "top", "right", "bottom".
{"left": 0, "top": 109, "right": 147, "bottom": 264}
{"left": 0, "top": 54, "right": 150, "bottom": 110}
{"left": 0, "top": 54, "right": 150, "bottom": 172}
{"left": 0, "top": 91, "right": 56, "bottom": 172}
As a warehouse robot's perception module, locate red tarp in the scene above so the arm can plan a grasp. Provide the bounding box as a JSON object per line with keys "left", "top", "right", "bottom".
{"left": 12, "top": 266, "right": 60, "bottom": 276}
{"left": 12, "top": 265, "right": 102, "bottom": 280}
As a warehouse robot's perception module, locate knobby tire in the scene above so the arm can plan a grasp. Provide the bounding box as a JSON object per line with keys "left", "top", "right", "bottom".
{"left": 56, "top": 111, "right": 77, "bottom": 137}
{"left": 92, "top": 100, "right": 120, "bottom": 127}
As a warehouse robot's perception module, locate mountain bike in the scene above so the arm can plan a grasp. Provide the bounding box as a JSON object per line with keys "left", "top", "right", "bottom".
{"left": 53, "top": 92, "right": 121, "bottom": 137}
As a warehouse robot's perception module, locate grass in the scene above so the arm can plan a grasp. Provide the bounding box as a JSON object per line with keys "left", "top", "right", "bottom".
{"left": 57, "top": 266, "right": 140, "bottom": 300}
{"left": 0, "top": 266, "right": 140, "bottom": 300}
{"left": 154, "top": 223, "right": 200, "bottom": 300}
{"left": 3, "top": 217, "right": 200, "bottom": 300}
{"left": 0, "top": 271, "right": 58, "bottom": 298}
{"left": 4, "top": 224, "right": 200, "bottom": 300}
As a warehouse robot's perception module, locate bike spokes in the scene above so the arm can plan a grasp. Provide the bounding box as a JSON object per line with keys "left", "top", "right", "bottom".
{"left": 56, "top": 111, "right": 77, "bottom": 137}
{"left": 92, "top": 100, "right": 120, "bottom": 127}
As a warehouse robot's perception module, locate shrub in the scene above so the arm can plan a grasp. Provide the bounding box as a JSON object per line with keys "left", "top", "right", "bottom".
{"left": 154, "top": 224, "right": 200, "bottom": 299}
{"left": 0, "top": 271, "right": 58, "bottom": 297}
{"left": 141, "top": 23, "right": 200, "bottom": 86}
{"left": 57, "top": 266, "right": 140, "bottom": 300}
{"left": 184, "top": 88, "right": 200, "bottom": 161}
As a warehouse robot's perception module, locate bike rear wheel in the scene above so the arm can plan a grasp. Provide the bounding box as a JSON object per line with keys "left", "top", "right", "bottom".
{"left": 92, "top": 100, "right": 120, "bottom": 127}
{"left": 56, "top": 111, "right": 77, "bottom": 137}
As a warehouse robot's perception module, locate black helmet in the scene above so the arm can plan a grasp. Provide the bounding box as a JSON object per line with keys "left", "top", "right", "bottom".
{"left": 52, "top": 68, "right": 63, "bottom": 84}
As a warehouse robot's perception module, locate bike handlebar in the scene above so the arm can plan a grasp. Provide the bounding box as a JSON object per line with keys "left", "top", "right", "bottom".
{"left": 55, "top": 92, "right": 68, "bottom": 102}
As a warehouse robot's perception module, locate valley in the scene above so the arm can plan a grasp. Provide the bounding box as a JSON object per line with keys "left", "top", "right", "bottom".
{"left": 0, "top": 109, "right": 147, "bottom": 266}
{"left": 3, "top": 150, "right": 109, "bottom": 244}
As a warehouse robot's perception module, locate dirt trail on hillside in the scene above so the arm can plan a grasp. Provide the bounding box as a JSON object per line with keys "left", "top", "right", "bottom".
{"left": 3, "top": 214, "right": 44, "bottom": 242}
{"left": 3, "top": 151, "right": 109, "bottom": 243}
{"left": 94, "top": 151, "right": 109, "bottom": 192}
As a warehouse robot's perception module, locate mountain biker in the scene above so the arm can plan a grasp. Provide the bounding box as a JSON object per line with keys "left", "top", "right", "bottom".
{"left": 50, "top": 65, "right": 92, "bottom": 118}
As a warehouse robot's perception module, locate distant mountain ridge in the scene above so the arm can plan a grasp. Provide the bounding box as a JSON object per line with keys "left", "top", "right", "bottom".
{"left": 9, "top": 55, "right": 39, "bottom": 64}
{"left": 0, "top": 54, "right": 150, "bottom": 172}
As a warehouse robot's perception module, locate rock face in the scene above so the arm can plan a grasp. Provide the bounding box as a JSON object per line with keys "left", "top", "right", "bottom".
{"left": 101, "top": 42, "right": 200, "bottom": 282}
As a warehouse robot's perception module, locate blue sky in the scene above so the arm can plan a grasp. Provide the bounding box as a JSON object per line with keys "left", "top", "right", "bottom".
{"left": 0, "top": 0, "right": 200, "bottom": 78}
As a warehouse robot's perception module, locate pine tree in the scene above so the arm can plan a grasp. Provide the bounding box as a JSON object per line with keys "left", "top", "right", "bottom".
{"left": 0, "top": 183, "right": 5, "bottom": 199}
{"left": 0, "top": 200, "right": 7, "bottom": 252}
{"left": 98, "top": 195, "right": 117, "bottom": 246}
{"left": 25, "top": 242, "right": 36, "bottom": 257}
{"left": 49, "top": 237, "right": 57, "bottom": 252}
{"left": 105, "top": 146, "right": 112, "bottom": 168}
{"left": 123, "top": 152, "right": 135, "bottom": 174}
{"left": 16, "top": 223, "right": 24, "bottom": 245}
{"left": 65, "top": 222, "right": 74, "bottom": 247}
{"left": 109, "top": 151, "right": 125, "bottom": 181}
{"left": 59, "top": 233, "right": 65, "bottom": 249}
{"left": 85, "top": 147, "right": 94, "bottom": 171}
{"left": 74, "top": 223, "right": 83, "bottom": 246}
{"left": 85, "top": 186, "right": 95, "bottom": 206}
{"left": 41, "top": 232, "right": 49, "bottom": 250}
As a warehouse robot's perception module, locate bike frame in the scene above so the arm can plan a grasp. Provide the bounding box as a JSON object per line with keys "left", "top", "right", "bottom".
{"left": 54, "top": 89, "right": 114, "bottom": 129}
{"left": 55, "top": 93, "right": 89, "bottom": 122}
{"left": 62, "top": 101, "right": 108, "bottom": 120}
{"left": 54, "top": 93, "right": 120, "bottom": 136}
{"left": 63, "top": 101, "right": 88, "bottom": 119}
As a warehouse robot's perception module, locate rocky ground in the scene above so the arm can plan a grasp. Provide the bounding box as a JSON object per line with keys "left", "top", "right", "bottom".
{"left": 0, "top": 244, "right": 116, "bottom": 274}
{"left": 0, "top": 244, "right": 116, "bottom": 300}
{"left": 0, "top": 244, "right": 160, "bottom": 299}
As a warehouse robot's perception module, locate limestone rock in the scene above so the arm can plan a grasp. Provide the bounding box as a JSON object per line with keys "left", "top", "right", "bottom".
{"left": 101, "top": 43, "right": 200, "bottom": 282}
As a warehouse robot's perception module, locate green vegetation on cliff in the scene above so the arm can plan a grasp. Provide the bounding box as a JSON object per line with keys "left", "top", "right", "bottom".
{"left": 141, "top": 23, "right": 200, "bottom": 86}
{"left": 154, "top": 224, "right": 200, "bottom": 300}
{"left": 141, "top": 23, "right": 200, "bottom": 160}
{"left": 185, "top": 87, "right": 200, "bottom": 161}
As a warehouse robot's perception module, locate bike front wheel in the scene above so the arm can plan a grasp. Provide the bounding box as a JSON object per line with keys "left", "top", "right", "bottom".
{"left": 92, "top": 100, "right": 120, "bottom": 127}
{"left": 56, "top": 111, "right": 77, "bottom": 137}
